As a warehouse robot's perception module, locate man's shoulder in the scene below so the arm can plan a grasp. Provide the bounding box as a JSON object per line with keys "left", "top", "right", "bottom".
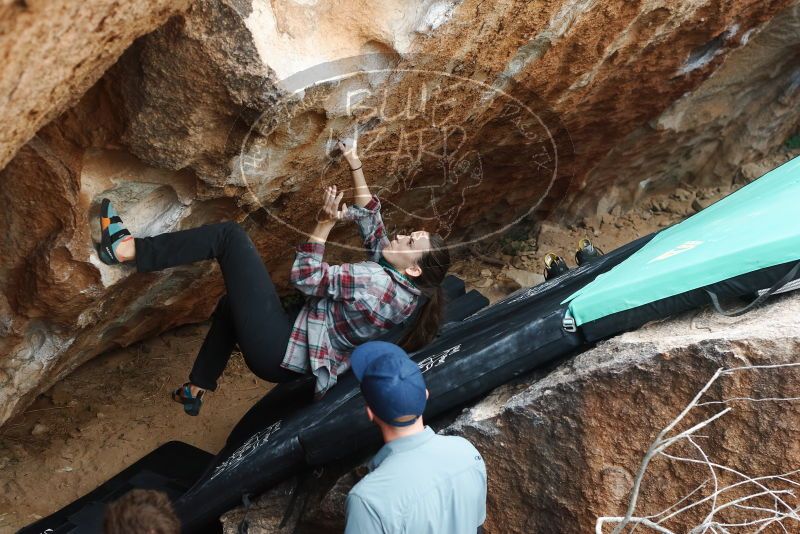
{"left": 429, "top": 433, "right": 483, "bottom": 462}
{"left": 387, "top": 433, "right": 485, "bottom": 479}
{"left": 351, "top": 432, "right": 484, "bottom": 491}
{"left": 435, "top": 435, "right": 486, "bottom": 478}
{"left": 347, "top": 470, "right": 385, "bottom": 507}
{"left": 346, "top": 487, "right": 371, "bottom": 506}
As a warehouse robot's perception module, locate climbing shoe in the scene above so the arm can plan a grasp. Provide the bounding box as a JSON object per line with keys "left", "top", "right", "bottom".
{"left": 574, "top": 238, "right": 604, "bottom": 266}
{"left": 97, "top": 198, "right": 133, "bottom": 265}
{"left": 543, "top": 252, "right": 569, "bottom": 281}
{"left": 172, "top": 383, "right": 205, "bottom": 416}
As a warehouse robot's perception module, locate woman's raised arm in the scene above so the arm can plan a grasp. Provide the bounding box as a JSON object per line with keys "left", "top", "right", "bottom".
{"left": 333, "top": 139, "right": 390, "bottom": 260}
{"left": 308, "top": 184, "right": 345, "bottom": 244}
{"left": 293, "top": 185, "right": 371, "bottom": 301}
{"left": 337, "top": 138, "right": 370, "bottom": 208}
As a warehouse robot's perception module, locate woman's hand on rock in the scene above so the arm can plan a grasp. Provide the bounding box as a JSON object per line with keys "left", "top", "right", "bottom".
{"left": 337, "top": 138, "right": 360, "bottom": 168}
{"left": 317, "top": 185, "right": 347, "bottom": 224}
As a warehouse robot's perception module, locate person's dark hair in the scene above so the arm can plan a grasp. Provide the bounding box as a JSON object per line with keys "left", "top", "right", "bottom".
{"left": 104, "top": 489, "right": 180, "bottom": 534}
{"left": 398, "top": 233, "right": 450, "bottom": 352}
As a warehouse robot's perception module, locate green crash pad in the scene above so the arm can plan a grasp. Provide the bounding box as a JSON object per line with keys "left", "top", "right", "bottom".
{"left": 564, "top": 155, "right": 800, "bottom": 326}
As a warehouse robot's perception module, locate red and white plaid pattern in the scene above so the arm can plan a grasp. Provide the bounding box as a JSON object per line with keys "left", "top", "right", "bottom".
{"left": 281, "top": 195, "right": 421, "bottom": 398}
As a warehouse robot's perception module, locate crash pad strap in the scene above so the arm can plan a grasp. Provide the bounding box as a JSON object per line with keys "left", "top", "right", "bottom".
{"left": 706, "top": 260, "right": 800, "bottom": 317}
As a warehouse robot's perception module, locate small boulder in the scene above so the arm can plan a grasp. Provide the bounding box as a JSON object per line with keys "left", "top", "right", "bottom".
{"left": 691, "top": 197, "right": 712, "bottom": 212}
{"left": 31, "top": 423, "right": 49, "bottom": 436}
{"left": 505, "top": 268, "right": 545, "bottom": 289}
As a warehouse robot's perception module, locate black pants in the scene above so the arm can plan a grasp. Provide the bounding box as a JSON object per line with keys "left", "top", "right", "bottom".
{"left": 134, "top": 221, "right": 303, "bottom": 390}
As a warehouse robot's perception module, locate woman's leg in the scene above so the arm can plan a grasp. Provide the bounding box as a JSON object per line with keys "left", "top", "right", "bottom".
{"left": 187, "top": 295, "right": 237, "bottom": 391}
{"left": 135, "top": 221, "right": 302, "bottom": 384}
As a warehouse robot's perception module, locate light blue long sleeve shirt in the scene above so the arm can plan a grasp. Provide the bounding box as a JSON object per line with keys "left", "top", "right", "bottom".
{"left": 345, "top": 426, "right": 487, "bottom": 533}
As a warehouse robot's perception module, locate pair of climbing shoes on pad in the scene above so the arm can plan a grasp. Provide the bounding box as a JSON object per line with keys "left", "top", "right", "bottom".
{"left": 543, "top": 238, "right": 605, "bottom": 281}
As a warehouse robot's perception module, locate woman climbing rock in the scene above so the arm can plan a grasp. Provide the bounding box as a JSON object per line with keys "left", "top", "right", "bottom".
{"left": 95, "top": 138, "right": 450, "bottom": 415}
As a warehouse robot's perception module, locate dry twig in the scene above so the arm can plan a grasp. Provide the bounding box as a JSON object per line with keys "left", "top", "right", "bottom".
{"left": 597, "top": 363, "right": 800, "bottom": 534}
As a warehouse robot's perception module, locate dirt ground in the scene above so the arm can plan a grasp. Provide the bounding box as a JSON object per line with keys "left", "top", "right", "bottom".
{"left": 0, "top": 150, "right": 794, "bottom": 532}
{"left": 0, "top": 327, "right": 273, "bottom": 532}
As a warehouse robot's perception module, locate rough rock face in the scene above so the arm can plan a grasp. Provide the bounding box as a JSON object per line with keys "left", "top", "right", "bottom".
{"left": 2, "top": 0, "right": 800, "bottom": 426}
{"left": 0, "top": 0, "right": 191, "bottom": 171}
{"left": 568, "top": 1, "right": 800, "bottom": 216}
{"left": 221, "top": 291, "right": 800, "bottom": 533}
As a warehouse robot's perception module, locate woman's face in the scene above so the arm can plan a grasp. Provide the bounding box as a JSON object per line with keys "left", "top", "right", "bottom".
{"left": 382, "top": 230, "right": 431, "bottom": 277}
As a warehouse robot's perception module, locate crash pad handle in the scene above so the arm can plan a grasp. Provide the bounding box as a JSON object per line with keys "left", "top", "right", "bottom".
{"left": 706, "top": 261, "right": 800, "bottom": 317}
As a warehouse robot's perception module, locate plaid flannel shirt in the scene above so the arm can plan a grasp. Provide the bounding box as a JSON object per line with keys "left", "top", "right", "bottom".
{"left": 281, "top": 195, "right": 421, "bottom": 398}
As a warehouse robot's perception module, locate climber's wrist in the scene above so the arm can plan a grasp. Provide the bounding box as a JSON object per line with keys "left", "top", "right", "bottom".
{"left": 308, "top": 221, "right": 335, "bottom": 244}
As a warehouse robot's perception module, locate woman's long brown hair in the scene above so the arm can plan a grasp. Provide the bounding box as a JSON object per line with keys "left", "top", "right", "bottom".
{"left": 398, "top": 233, "right": 451, "bottom": 352}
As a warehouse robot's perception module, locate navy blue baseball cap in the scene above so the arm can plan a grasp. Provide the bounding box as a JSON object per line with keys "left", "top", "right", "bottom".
{"left": 350, "top": 341, "right": 427, "bottom": 427}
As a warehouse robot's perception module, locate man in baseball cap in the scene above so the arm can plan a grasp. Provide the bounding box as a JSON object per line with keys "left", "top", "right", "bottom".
{"left": 345, "top": 341, "right": 487, "bottom": 534}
